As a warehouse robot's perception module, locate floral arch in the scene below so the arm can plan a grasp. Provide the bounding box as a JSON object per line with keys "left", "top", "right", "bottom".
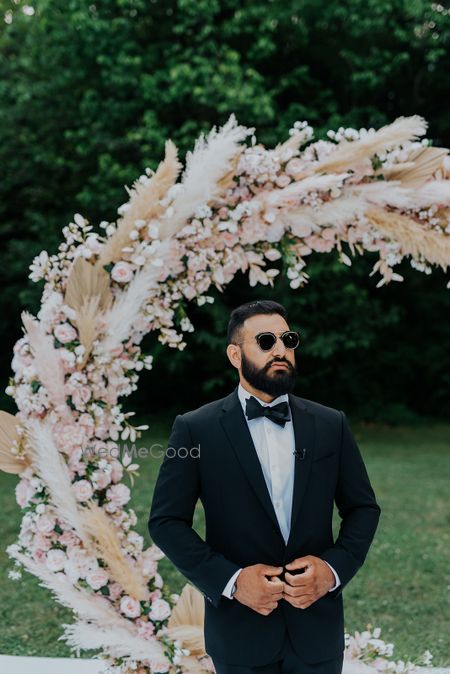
{"left": 1, "top": 115, "right": 448, "bottom": 674}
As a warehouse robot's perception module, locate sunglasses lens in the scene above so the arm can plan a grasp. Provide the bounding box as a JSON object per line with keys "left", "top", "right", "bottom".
{"left": 282, "top": 332, "right": 300, "bottom": 349}
{"left": 257, "top": 333, "right": 276, "bottom": 351}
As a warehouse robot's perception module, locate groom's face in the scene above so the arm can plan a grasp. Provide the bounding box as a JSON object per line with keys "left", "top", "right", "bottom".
{"left": 231, "top": 313, "right": 298, "bottom": 397}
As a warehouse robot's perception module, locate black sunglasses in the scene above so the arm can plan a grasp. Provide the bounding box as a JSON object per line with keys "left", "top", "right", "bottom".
{"left": 238, "top": 330, "right": 300, "bottom": 351}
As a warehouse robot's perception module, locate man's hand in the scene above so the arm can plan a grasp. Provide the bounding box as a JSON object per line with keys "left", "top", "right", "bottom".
{"left": 282, "top": 555, "right": 335, "bottom": 609}
{"left": 234, "top": 563, "right": 284, "bottom": 616}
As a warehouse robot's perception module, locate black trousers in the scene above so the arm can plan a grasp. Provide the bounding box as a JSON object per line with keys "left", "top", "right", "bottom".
{"left": 210, "top": 631, "right": 344, "bottom": 674}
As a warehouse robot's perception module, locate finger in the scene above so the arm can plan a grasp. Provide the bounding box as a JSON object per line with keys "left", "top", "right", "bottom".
{"left": 283, "top": 584, "right": 308, "bottom": 598}
{"left": 284, "top": 571, "right": 310, "bottom": 586}
{"left": 285, "top": 557, "right": 311, "bottom": 572}
{"left": 264, "top": 603, "right": 278, "bottom": 611}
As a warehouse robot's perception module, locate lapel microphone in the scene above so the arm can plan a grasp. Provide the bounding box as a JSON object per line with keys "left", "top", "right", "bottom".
{"left": 293, "top": 447, "right": 306, "bottom": 460}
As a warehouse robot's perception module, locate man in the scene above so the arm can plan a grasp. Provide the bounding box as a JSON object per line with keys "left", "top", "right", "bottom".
{"left": 148, "top": 299, "right": 381, "bottom": 674}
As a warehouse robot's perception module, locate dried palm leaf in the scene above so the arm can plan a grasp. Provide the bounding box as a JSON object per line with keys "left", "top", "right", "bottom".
{"left": 21, "top": 311, "right": 70, "bottom": 417}
{"left": 23, "top": 418, "right": 94, "bottom": 546}
{"left": 365, "top": 207, "right": 450, "bottom": 270}
{"left": 379, "top": 146, "right": 449, "bottom": 188}
{"left": 99, "top": 140, "right": 182, "bottom": 266}
{"left": 64, "top": 257, "right": 113, "bottom": 367}
{"left": 216, "top": 149, "right": 243, "bottom": 193}
{"left": 62, "top": 619, "right": 168, "bottom": 663}
{"left": 166, "top": 583, "right": 206, "bottom": 657}
{"left": 160, "top": 114, "right": 253, "bottom": 240}
{"left": 315, "top": 116, "right": 427, "bottom": 174}
{"left": 83, "top": 500, "right": 149, "bottom": 601}
{"left": 0, "top": 410, "right": 30, "bottom": 474}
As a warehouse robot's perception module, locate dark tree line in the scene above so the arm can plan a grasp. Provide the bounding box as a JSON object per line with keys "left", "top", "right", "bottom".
{"left": 1, "top": 0, "right": 449, "bottom": 420}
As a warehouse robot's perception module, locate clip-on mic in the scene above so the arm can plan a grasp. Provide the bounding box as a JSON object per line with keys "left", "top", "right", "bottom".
{"left": 293, "top": 447, "right": 306, "bottom": 460}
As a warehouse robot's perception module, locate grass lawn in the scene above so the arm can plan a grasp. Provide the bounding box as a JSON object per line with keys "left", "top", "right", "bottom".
{"left": 0, "top": 418, "right": 449, "bottom": 666}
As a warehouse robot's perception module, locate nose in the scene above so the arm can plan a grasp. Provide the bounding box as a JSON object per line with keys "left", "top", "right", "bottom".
{"left": 272, "top": 337, "right": 287, "bottom": 358}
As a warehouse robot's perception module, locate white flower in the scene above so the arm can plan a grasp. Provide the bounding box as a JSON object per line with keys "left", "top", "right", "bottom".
{"left": 111, "top": 261, "right": 134, "bottom": 283}
{"left": 149, "top": 598, "right": 171, "bottom": 622}
{"left": 265, "top": 248, "right": 282, "bottom": 261}
{"left": 63, "top": 558, "right": 82, "bottom": 583}
{"left": 120, "top": 595, "right": 141, "bottom": 618}
{"left": 29, "top": 250, "right": 49, "bottom": 282}
{"left": 147, "top": 223, "right": 160, "bottom": 239}
{"left": 46, "top": 549, "right": 67, "bottom": 572}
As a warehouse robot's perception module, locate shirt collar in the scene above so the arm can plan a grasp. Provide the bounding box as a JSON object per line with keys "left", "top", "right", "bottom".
{"left": 238, "top": 381, "right": 289, "bottom": 412}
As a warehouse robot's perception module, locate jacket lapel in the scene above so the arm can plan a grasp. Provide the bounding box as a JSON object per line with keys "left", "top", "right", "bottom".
{"left": 220, "top": 387, "right": 282, "bottom": 534}
{"left": 219, "top": 386, "right": 317, "bottom": 545}
{"left": 285, "top": 393, "right": 316, "bottom": 549}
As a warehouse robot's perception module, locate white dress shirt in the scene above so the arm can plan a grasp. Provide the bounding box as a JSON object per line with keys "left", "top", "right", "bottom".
{"left": 222, "top": 382, "right": 341, "bottom": 599}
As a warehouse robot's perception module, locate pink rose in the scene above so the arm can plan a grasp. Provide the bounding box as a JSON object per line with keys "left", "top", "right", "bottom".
{"left": 86, "top": 568, "right": 109, "bottom": 590}
{"left": 33, "top": 533, "right": 52, "bottom": 551}
{"left": 321, "top": 227, "right": 336, "bottom": 241}
{"left": 153, "top": 573, "right": 164, "bottom": 589}
{"left": 289, "top": 221, "right": 313, "bottom": 238}
{"left": 54, "top": 422, "right": 86, "bottom": 454}
{"left": 33, "top": 549, "right": 46, "bottom": 564}
{"left": 78, "top": 413, "right": 95, "bottom": 437}
{"left": 111, "top": 261, "right": 134, "bottom": 283}
{"left": 46, "top": 548, "right": 67, "bottom": 572}
{"left": 120, "top": 595, "right": 141, "bottom": 618}
{"left": 148, "top": 589, "right": 162, "bottom": 601}
{"left": 54, "top": 323, "right": 78, "bottom": 344}
{"left": 149, "top": 597, "right": 171, "bottom": 622}
{"left": 15, "top": 478, "right": 36, "bottom": 507}
{"left": 36, "top": 514, "right": 56, "bottom": 535}
{"left": 92, "top": 470, "right": 111, "bottom": 490}
{"left": 71, "top": 385, "right": 92, "bottom": 409}
{"left": 73, "top": 479, "right": 93, "bottom": 502}
{"left": 108, "top": 582, "right": 123, "bottom": 600}
{"left": 141, "top": 558, "right": 158, "bottom": 578}
{"left": 148, "top": 661, "right": 170, "bottom": 674}
{"left": 136, "top": 618, "right": 155, "bottom": 639}
{"left": 110, "top": 459, "right": 124, "bottom": 483}
{"left": 58, "top": 530, "right": 79, "bottom": 549}
{"left": 106, "top": 483, "right": 130, "bottom": 508}
{"left": 305, "top": 235, "right": 334, "bottom": 253}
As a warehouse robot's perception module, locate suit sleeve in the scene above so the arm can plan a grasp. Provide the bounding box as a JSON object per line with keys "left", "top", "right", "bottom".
{"left": 148, "top": 413, "right": 241, "bottom": 608}
{"left": 318, "top": 410, "right": 381, "bottom": 598}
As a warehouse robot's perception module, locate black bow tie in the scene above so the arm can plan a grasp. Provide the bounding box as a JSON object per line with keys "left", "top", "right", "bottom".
{"left": 245, "top": 395, "right": 291, "bottom": 427}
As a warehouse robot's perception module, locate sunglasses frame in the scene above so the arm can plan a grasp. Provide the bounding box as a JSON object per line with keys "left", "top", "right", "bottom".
{"left": 236, "top": 330, "right": 300, "bottom": 351}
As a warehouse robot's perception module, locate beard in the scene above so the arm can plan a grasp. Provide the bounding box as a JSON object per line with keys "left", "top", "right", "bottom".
{"left": 240, "top": 350, "right": 297, "bottom": 397}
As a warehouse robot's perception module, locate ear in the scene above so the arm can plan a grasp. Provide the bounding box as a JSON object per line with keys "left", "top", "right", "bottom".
{"left": 226, "top": 343, "right": 241, "bottom": 370}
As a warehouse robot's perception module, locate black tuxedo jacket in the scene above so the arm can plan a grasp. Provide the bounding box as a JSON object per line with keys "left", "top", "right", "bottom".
{"left": 148, "top": 386, "right": 381, "bottom": 666}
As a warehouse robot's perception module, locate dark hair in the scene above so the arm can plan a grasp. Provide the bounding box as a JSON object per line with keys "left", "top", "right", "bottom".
{"left": 227, "top": 300, "right": 288, "bottom": 345}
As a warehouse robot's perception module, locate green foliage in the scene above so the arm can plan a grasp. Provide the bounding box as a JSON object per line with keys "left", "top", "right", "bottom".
{"left": 0, "top": 0, "right": 449, "bottom": 418}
